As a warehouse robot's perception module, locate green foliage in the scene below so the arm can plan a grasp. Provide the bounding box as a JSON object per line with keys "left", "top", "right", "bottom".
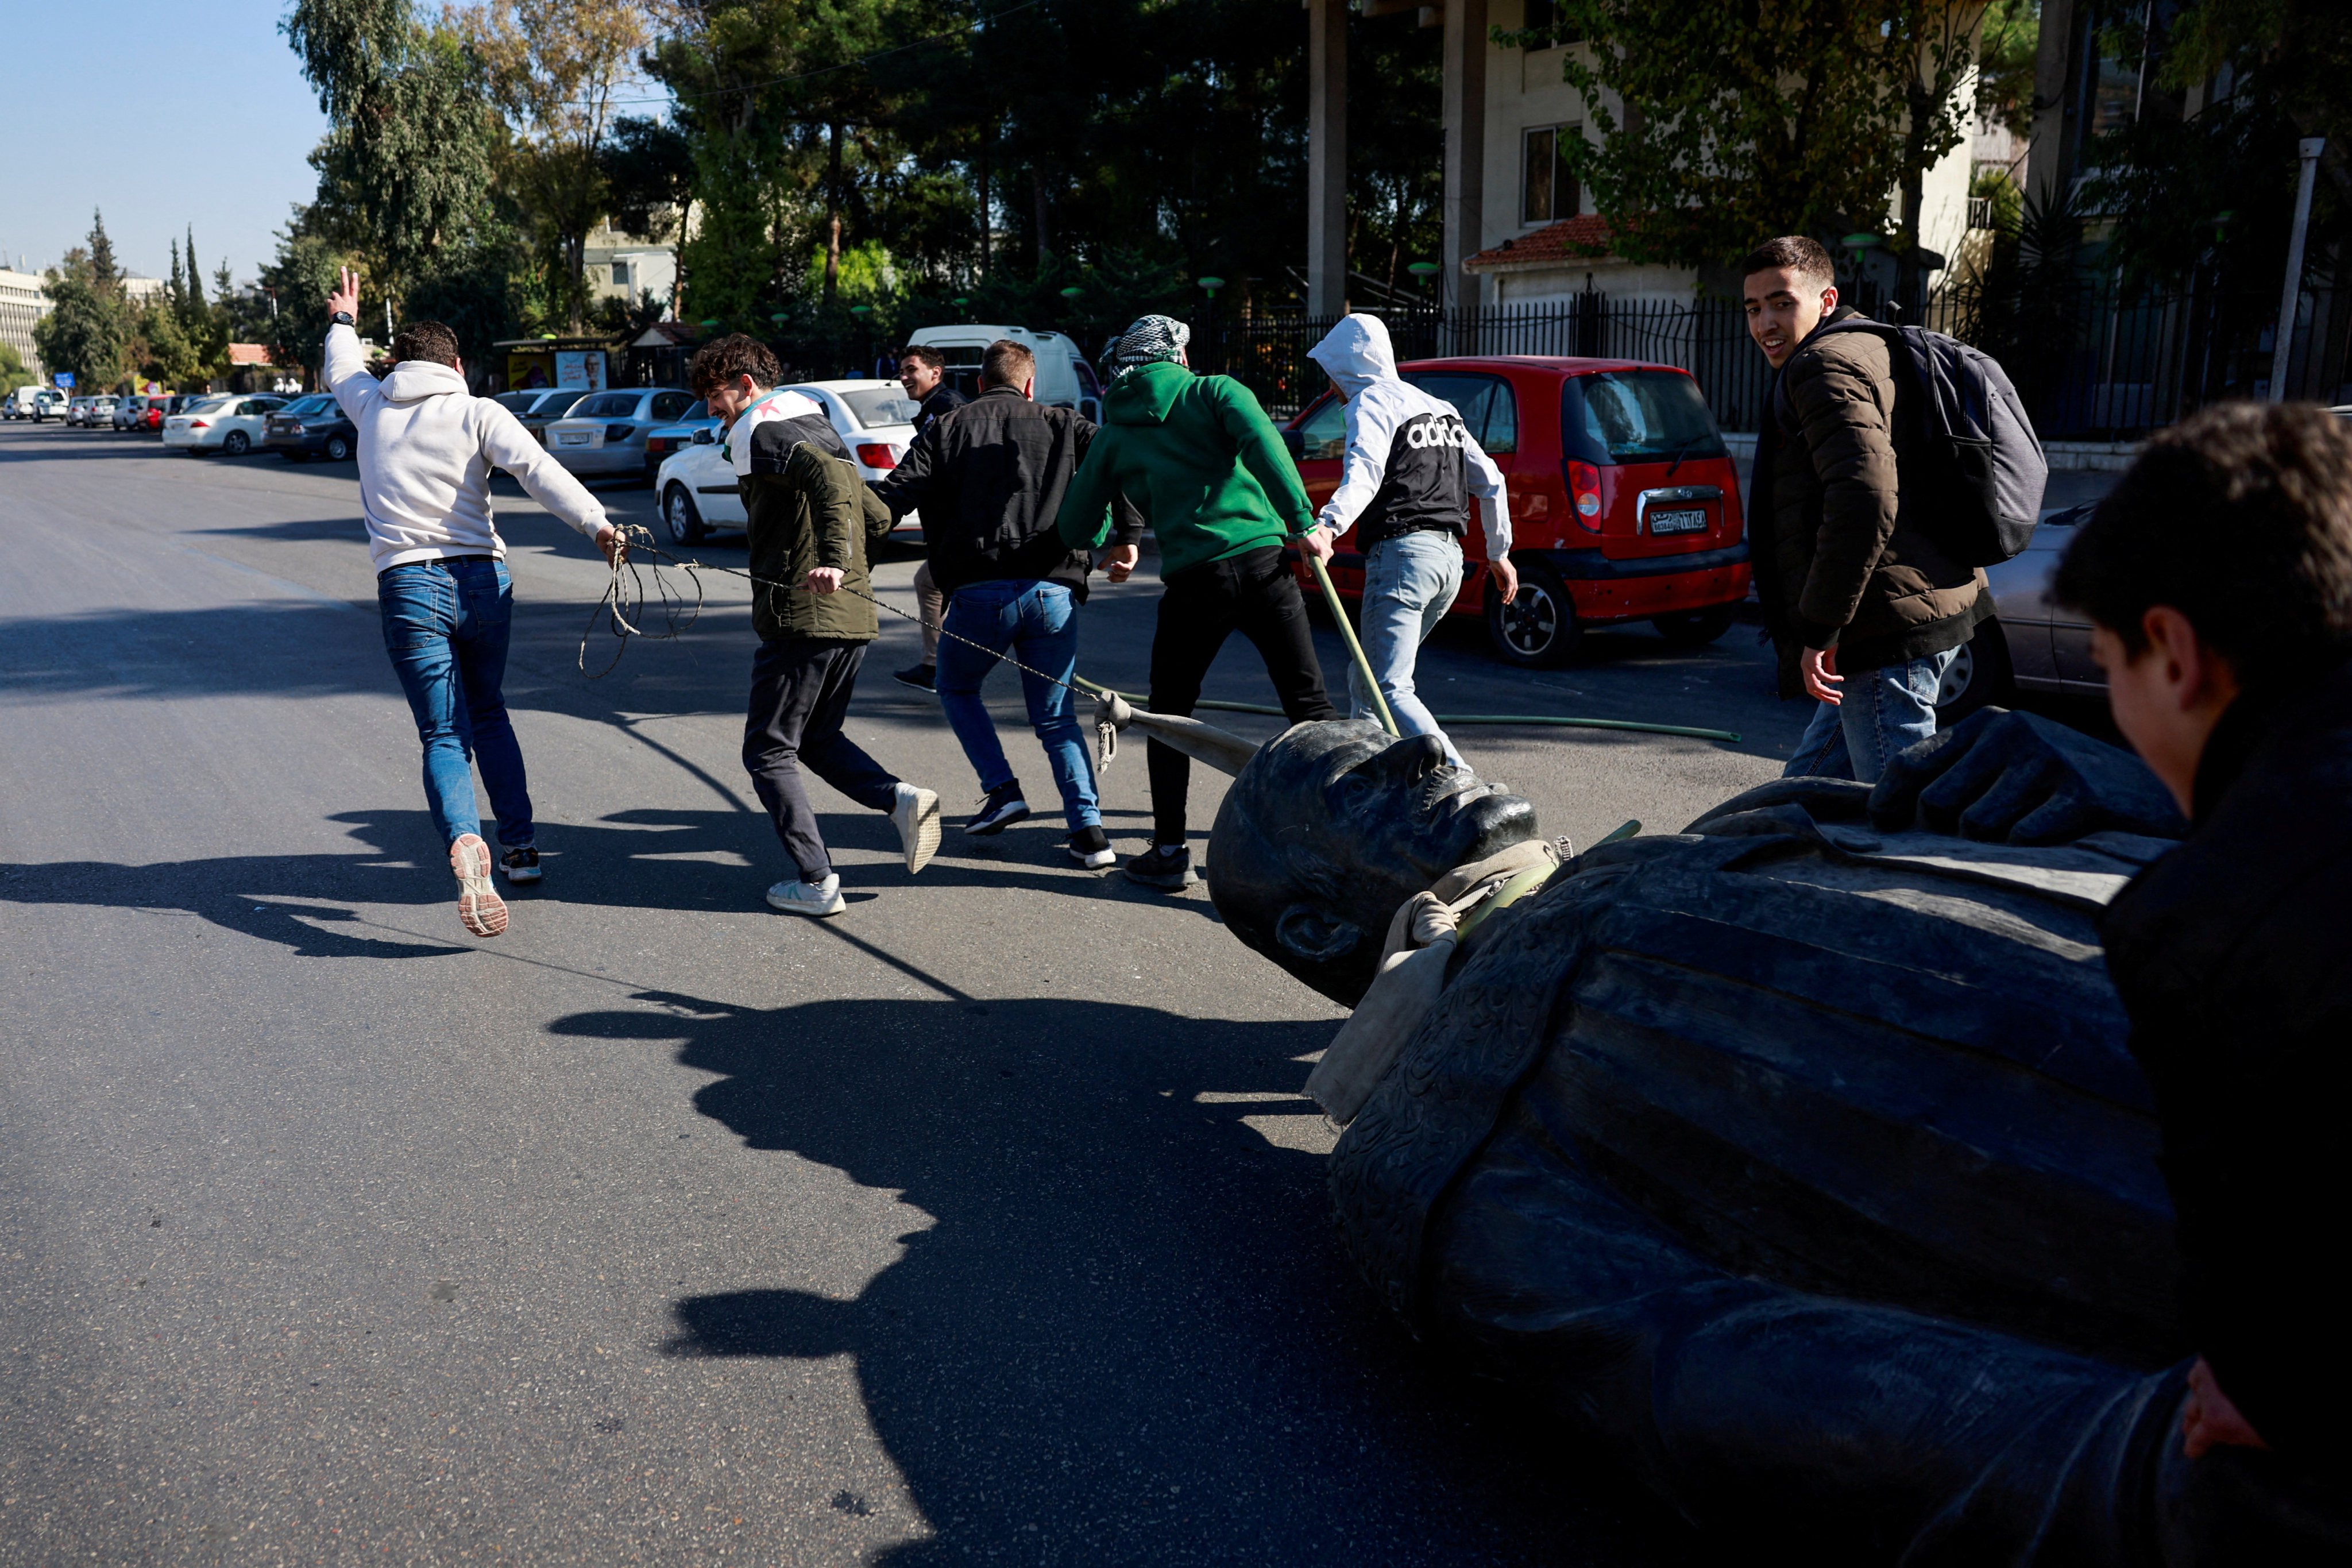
{"left": 1971, "top": 164, "right": 2023, "bottom": 238}
{"left": 1510, "top": 0, "right": 1981, "bottom": 280}
{"left": 0, "top": 340, "right": 30, "bottom": 387}
{"left": 289, "top": 0, "right": 499, "bottom": 300}
{"left": 1977, "top": 0, "right": 2041, "bottom": 139}
{"left": 34, "top": 217, "right": 135, "bottom": 392}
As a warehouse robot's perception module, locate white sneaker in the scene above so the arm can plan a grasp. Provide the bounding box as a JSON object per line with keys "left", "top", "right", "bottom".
{"left": 766, "top": 872, "right": 844, "bottom": 917}
{"left": 450, "top": 833, "right": 509, "bottom": 937}
{"left": 890, "top": 782, "right": 942, "bottom": 875}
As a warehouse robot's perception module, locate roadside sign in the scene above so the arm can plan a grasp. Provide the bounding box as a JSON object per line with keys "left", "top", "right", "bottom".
{"left": 54, "top": 372, "right": 74, "bottom": 388}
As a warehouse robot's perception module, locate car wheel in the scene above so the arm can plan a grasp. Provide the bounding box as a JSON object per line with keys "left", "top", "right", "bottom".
{"left": 222, "top": 431, "right": 250, "bottom": 456}
{"left": 1935, "top": 619, "right": 2014, "bottom": 724}
{"left": 663, "top": 484, "right": 706, "bottom": 546}
{"left": 325, "top": 434, "right": 352, "bottom": 462}
{"left": 1484, "top": 559, "right": 1581, "bottom": 668}
{"left": 1651, "top": 604, "right": 1737, "bottom": 647}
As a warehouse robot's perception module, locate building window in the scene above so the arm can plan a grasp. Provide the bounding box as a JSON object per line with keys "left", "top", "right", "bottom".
{"left": 1523, "top": 125, "right": 1579, "bottom": 225}
{"left": 612, "top": 260, "right": 632, "bottom": 289}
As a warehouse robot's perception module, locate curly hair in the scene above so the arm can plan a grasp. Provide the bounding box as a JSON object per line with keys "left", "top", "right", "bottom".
{"left": 2054, "top": 401, "right": 2352, "bottom": 687}
{"left": 689, "top": 333, "right": 782, "bottom": 398}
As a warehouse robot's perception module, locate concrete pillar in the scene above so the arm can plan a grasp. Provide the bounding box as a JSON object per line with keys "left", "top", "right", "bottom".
{"left": 1306, "top": 0, "right": 1348, "bottom": 317}
{"left": 1441, "top": 0, "right": 1487, "bottom": 322}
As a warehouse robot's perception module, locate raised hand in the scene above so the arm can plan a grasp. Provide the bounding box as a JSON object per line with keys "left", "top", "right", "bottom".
{"left": 327, "top": 266, "right": 361, "bottom": 323}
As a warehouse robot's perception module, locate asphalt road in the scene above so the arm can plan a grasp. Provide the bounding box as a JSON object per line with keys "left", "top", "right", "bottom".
{"left": 0, "top": 422, "right": 1853, "bottom": 1565}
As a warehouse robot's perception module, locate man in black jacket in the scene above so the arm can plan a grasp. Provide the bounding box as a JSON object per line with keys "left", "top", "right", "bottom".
{"left": 872, "top": 339, "right": 1144, "bottom": 867}
{"left": 1742, "top": 235, "right": 1988, "bottom": 782}
{"left": 2051, "top": 400, "right": 2352, "bottom": 1539}
{"left": 892, "top": 344, "right": 970, "bottom": 690}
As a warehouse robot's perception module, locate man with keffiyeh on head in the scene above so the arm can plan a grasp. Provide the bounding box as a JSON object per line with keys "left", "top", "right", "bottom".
{"left": 1056, "top": 314, "right": 1339, "bottom": 889}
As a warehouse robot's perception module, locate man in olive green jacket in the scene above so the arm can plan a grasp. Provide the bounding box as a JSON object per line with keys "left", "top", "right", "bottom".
{"left": 692, "top": 334, "right": 942, "bottom": 917}
{"left": 1056, "top": 314, "right": 1337, "bottom": 888}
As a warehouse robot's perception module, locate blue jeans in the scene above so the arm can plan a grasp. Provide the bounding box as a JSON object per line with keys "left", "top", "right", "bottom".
{"left": 377, "top": 556, "right": 533, "bottom": 848}
{"left": 934, "top": 579, "right": 1100, "bottom": 831}
{"left": 1783, "top": 647, "right": 1959, "bottom": 785}
{"left": 1349, "top": 532, "right": 1465, "bottom": 765}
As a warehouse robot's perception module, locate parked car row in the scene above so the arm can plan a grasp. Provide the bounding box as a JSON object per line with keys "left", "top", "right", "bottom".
{"left": 652, "top": 380, "right": 921, "bottom": 545}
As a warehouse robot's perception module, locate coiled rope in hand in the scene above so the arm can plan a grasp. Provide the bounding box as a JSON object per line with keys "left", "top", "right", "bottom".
{"left": 580, "top": 524, "right": 705, "bottom": 678}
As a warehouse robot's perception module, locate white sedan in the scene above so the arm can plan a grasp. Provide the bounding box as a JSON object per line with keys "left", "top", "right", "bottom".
{"left": 652, "top": 380, "right": 922, "bottom": 546}
{"left": 163, "top": 394, "right": 288, "bottom": 456}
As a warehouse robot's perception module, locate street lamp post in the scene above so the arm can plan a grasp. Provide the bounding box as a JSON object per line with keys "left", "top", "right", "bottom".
{"left": 2269, "top": 137, "right": 2326, "bottom": 401}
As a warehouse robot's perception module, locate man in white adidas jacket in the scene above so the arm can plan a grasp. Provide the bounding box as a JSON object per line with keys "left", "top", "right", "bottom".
{"left": 323, "top": 267, "right": 620, "bottom": 939}
{"left": 1300, "top": 314, "right": 1514, "bottom": 766}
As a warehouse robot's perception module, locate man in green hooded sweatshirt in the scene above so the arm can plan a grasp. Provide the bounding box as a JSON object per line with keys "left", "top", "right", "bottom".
{"left": 1057, "top": 314, "right": 1338, "bottom": 888}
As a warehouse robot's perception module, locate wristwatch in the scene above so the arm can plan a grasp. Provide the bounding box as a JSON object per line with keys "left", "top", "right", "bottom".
{"left": 330, "top": 310, "right": 355, "bottom": 327}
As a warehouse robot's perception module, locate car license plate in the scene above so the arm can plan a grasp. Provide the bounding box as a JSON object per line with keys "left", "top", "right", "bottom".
{"left": 559, "top": 431, "right": 589, "bottom": 445}
{"left": 1650, "top": 508, "right": 1708, "bottom": 535}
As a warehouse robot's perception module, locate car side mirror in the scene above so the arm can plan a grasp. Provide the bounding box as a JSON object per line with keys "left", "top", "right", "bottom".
{"left": 1280, "top": 428, "right": 1307, "bottom": 461}
{"left": 692, "top": 427, "right": 716, "bottom": 445}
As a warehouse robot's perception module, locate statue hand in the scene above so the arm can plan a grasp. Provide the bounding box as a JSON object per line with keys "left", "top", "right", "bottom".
{"left": 1870, "top": 708, "right": 2187, "bottom": 845}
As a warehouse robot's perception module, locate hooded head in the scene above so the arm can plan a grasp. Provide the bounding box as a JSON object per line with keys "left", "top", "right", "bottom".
{"left": 1306, "top": 312, "right": 1399, "bottom": 403}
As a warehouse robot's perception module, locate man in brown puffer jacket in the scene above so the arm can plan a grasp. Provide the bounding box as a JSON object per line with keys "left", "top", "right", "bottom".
{"left": 1741, "top": 235, "right": 1988, "bottom": 782}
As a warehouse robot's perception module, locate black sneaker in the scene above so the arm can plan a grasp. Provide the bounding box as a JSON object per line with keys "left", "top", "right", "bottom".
{"left": 1067, "top": 825, "right": 1114, "bottom": 869}
{"left": 964, "top": 782, "right": 1031, "bottom": 836}
{"left": 893, "top": 663, "right": 936, "bottom": 692}
{"left": 499, "top": 845, "right": 542, "bottom": 885}
{"left": 1122, "top": 843, "right": 1194, "bottom": 889}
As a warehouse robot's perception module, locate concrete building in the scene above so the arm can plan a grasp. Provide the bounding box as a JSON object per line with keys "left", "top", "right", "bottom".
{"left": 583, "top": 221, "right": 678, "bottom": 316}
{"left": 1301, "top": 0, "right": 1979, "bottom": 311}
{"left": 1, "top": 267, "right": 52, "bottom": 381}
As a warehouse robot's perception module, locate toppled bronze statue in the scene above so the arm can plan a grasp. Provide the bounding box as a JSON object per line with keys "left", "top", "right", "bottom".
{"left": 1126, "top": 702, "right": 2338, "bottom": 1560}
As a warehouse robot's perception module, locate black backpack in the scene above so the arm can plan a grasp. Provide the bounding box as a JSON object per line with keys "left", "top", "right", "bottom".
{"left": 1793, "top": 319, "right": 2048, "bottom": 566}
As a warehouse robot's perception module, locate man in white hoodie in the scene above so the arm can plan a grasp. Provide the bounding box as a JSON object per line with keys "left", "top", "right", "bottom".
{"left": 1300, "top": 314, "right": 1515, "bottom": 767}
{"left": 323, "top": 268, "right": 621, "bottom": 939}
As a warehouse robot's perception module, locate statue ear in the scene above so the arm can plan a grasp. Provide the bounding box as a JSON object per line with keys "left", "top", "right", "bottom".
{"left": 1275, "top": 903, "right": 1363, "bottom": 963}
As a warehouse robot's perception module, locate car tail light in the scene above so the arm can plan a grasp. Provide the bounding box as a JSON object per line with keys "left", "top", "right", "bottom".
{"left": 856, "top": 442, "right": 898, "bottom": 469}
{"left": 189, "top": 420, "right": 210, "bottom": 430}
{"left": 606, "top": 423, "right": 635, "bottom": 442}
{"left": 1568, "top": 461, "right": 1602, "bottom": 525}
{"left": 285, "top": 423, "right": 306, "bottom": 435}
{"left": 645, "top": 437, "right": 671, "bottom": 457}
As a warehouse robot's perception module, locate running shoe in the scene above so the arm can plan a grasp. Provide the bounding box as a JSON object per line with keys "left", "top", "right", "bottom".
{"left": 1067, "top": 825, "right": 1115, "bottom": 870}
{"left": 766, "top": 873, "right": 845, "bottom": 917}
{"left": 499, "top": 845, "right": 542, "bottom": 884}
{"left": 891, "top": 783, "right": 943, "bottom": 874}
{"left": 1122, "top": 843, "right": 1194, "bottom": 889}
{"left": 893, "top": 663, "right": 936, "bottom": 692}
{"left": 964, "top": 782, "right": 1030, "bottom": 836}
{"left": 450, "top": 833, "right": 509, "bottom": 936}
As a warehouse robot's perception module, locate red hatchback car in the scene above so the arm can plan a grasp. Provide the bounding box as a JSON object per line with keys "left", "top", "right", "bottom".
{"left": 1281, "top": 356, "right": 1750, "bottom": 666}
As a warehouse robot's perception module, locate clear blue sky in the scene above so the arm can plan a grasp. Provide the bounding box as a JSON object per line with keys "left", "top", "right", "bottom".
{"left": 0, "top": 3, "right": 330, "bottom": 284}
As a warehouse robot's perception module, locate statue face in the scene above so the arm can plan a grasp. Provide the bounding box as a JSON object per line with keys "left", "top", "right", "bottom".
{"left": 1208, "top": 721, "right": 1538, "bottom": 1005}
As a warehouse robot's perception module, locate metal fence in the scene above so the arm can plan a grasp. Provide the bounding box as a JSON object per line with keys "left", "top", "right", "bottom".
{"left": 1199, "top": 277, "right": 2351, "bottom": 441}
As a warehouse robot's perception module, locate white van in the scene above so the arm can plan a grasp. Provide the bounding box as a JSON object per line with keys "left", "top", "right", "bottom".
{"left": 903, "top": 324, "right": 1104, "bottom": 423}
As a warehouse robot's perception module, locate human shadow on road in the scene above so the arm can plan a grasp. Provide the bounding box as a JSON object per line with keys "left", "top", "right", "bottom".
{"left": 547, "top": 991, "right": 1698, "bottom": 1567}
{"left": 0, "top": 804, "right": 1222, "bottom": 961}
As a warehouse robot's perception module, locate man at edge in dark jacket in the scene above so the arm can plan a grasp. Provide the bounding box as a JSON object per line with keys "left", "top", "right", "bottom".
{"left": 872, "top": 338, "right": 1145, "bottom": 867}
{"left": 1741, "top": 234, "right": 1988, "bottom": 783}
{"left": 2049, "top": 400, "right": 2352, "bottom": 1550}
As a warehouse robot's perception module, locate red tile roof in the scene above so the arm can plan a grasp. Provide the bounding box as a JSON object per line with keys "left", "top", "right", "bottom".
{"left": 1463, "top": 215, "right": 1616, "bottom": 272}
{"left": 227, "top": 343, "right": 277, "bottom": 366}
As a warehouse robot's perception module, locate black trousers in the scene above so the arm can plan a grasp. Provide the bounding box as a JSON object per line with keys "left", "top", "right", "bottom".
{"left": 1146, "top": 546, "right": 1336, "bottom": 845}
{"left": 743, "top": 637, "right": 901, "bottom": 882}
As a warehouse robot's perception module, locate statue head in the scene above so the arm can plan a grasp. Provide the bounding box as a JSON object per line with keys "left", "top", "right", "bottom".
{"left": 1207, "top": 720, "right": 1539, "bottom": 1005}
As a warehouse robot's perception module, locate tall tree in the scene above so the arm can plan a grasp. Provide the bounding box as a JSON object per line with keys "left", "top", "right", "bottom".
{"left": 34, "top": 214, "right": 133, "bottom": 391}
{"left": 461, "top": 0, "right": 655, "bottom": 330}
{"left": 1520, "top": 0, "right": 1987, "bottom": 304}
{"left": 285, "top": 0, "right": 501, "bottom": 302}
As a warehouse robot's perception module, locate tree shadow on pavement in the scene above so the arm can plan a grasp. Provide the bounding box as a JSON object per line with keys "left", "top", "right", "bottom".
{"left": 546, "top": 991, "right": 1701, "bottom": 1567}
